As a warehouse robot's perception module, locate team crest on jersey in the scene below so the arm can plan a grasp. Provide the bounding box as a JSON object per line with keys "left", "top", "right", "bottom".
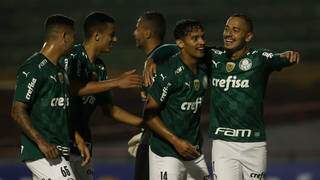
{"left": 239, "top": 58, "right": 252, "bottom": 71}
{"left": 58, "top": 72, "right": 64, "bottom": 83}
{"left": 226, "top": 62, "right": 236, "bottom": 73}
{"left": 194, "top": 79, "right": 200, "bottom": 91}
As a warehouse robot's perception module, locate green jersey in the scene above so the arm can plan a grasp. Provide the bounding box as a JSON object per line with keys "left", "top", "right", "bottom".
{"left": 148, "top": 53, "right": 208, "bottom": 160}
{"left": 60, "top": 44, "right": 113, "bottom": 154}
{"left": 150, "top": 44, "right": 293, "bottom": 142}
{"left": 14, "top": 53, "right": 70, "bottom": 161}
{"left": 208, "top": 48, "right": 292, "bottom": 142}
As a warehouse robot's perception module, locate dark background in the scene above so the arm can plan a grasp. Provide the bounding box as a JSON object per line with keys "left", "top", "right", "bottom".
{"left": 0, "top": 0, "right": 319, "bottom": 178}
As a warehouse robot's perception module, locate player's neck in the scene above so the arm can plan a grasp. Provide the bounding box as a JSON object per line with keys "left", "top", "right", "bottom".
{"left": 180, "top": 51, "right": 198, "bottom": 74}
{"left": 144, "top": 39, "right": 162, "bottom": 56}
{"left": 229, "top": 47, "right": 249, "bottom": 61}
{"left": 40, "top": 42, "right": 62, "bottom": 65}
{"left": 83, "top": 41, "right": 97, "bottom": 63}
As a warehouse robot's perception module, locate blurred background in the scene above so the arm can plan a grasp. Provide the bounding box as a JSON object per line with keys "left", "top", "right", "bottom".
{"left": 0, "top": 0, "right": 319, "bottom": 179}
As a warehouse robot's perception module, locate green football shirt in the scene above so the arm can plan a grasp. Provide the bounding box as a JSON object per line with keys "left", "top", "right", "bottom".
{"left": 208, "top": 48, "right": 292, "bottom": 142}
{"left": 148, "top": 53, "right": 208, "bottom": 160}
{"left": 14, "top": 52, "right": 70, "bottom": 161}
{"left": 61, "top": 44, "right": 113, "bottom": 155}
{"left": 150, "top": 44, "right": 293, "bottom": 142}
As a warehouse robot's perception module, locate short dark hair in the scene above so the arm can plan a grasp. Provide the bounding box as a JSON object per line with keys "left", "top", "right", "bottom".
{"left": 174, "top": 19, "right": 204, "bottom": 40}
{"left": 230, "top": 13, "right": 253, "bottom": 32}
{"left": 84, "top": 11, "right": 115, "bottom": 39}
{"left": 141, "top": 11, "right": 166, "bottom": 41}
{"left": 44, "top": 14, "right": 74, "bottom": 40}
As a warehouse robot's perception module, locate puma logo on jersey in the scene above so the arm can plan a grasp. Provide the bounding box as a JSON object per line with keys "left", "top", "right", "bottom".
{"left": 185, "top": 82, "right": 191, "bottom": 88}
{"left": 50, "top": 75, "right": 57, "bottom": 82}
{"left": 160, "top": 73, "right": 167, "bottom": 81}
{"left": 22, "top": 71, "right": 30, "bottom": 77}
{"left": 212, "top": 59, "right": 221, "bottom": 68}
{"left": 181, "top": 97, "right": 202, "bottom": 113}
{"left": 26, "top": 78, "right": 37, "bottom": 100}
{"left": 212, "top": 76, "right": 249, "bottom": 91}
{"left": 211, "top": 49, "right": 224, "bottom": 55}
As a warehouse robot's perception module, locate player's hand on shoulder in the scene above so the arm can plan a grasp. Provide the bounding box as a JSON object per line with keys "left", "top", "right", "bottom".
{"left": 279, "top": 51, "right": 300, "bottom": 64}
{"left": 117, "top": 69, "right": 143, "bottom": 89}
{"left": 173, "top": 137, "right": 200, "bottom": 160}
{"left": 143, "top": 58, "right": 157, "bottom": 86}
{"left": 37, "top": 139, "right": 59, "bottom": 159}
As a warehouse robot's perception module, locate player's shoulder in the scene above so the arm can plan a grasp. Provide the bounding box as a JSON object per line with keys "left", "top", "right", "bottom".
{"left": 67, "top": 44, "right": 87, "bottom": 62}
{"left": 18, "top": 53, "right": 48, "bottom": 72}
{"left": 156, "top": 54, "right": 180, "bottom": 78}
{"left": 206, "top": 46, "right": 225, "bottom": 56}
{"left": 154, "top": 44, "right": 179, "bottom": 53}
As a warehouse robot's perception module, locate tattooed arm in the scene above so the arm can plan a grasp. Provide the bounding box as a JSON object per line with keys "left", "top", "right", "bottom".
{"left": 11, "top": 101, "right": 59, "bottom": 159}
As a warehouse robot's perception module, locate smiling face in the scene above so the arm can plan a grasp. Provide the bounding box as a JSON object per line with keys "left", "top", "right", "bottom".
{"left": 179, "top": 28, "right": 206, "bottom": 59}
{"left": 223, "top": 16, "right": 253, "bottom": 52}
{"left": 96, "top": 22, "right": 117, "bottom": 53}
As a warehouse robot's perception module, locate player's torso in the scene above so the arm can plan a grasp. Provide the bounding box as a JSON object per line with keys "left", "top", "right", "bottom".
{"left": 21, "top": 54, "right": 70, "bottom": 160}
{"left": 31, "top": 57, "right": 70, "bottom": 143}
{"left": 151, "top": 55, "right": 208, "bottom": 159}
{"left": 208, "top": 48, "right": 269, "bottom": 142}
{"left": 64, "top": 45, "right": 109, "bottom": 143}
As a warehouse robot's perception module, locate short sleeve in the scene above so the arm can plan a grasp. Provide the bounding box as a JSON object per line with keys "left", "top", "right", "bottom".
{"left": 260, "top": 49, "right": 292, "bottom": 71}
{"left": 147, "top": 65, "right": 174, "bottom": 106}
{"left": 14, "top": 65, "right": 43, "bottom": 105}
{"left": 65, "top": 53, "right": 88, "bottom": 82}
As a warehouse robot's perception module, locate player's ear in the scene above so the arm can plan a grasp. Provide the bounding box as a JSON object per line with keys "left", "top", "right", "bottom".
{"left": 62, "top": 32, "right": 69, "bottom": 43}
{"left": 145, "top": 29, "right": 151, "bottom": 39}
{"left": 245, "top": 32, "right": 253, "bottom": 43}
{"left": 95, "top": 32, "right": 99, "bottom": 41}
{"left": 176, "top": 39, "right": 184, "bottom": 49}
{"left": 62, "top": 32, "right": 67, "bottom": 40}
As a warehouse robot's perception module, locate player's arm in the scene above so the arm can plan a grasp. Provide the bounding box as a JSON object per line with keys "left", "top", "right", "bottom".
{"left": 74, "top": 131, "right": 90, "bottom": 166}
{"left": 63, "top": 55, "right": 142, "bottom": 96}
{"left": 70, "top": 69, "right": 143, "bottom": 96}
{"left": 262, "top": 49, "right": 300, "bottom": 71}
{"left": 12, "top": 65, "right": 59, "bottom": 159}
{"left": 101, "top": 104, "right": 142, "bottom": 126}
{"left": 11, "top": 101, "right": 59, "bottom": 159}
{"left": 144, "top": 96, "right": 200, "bottom": 159}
